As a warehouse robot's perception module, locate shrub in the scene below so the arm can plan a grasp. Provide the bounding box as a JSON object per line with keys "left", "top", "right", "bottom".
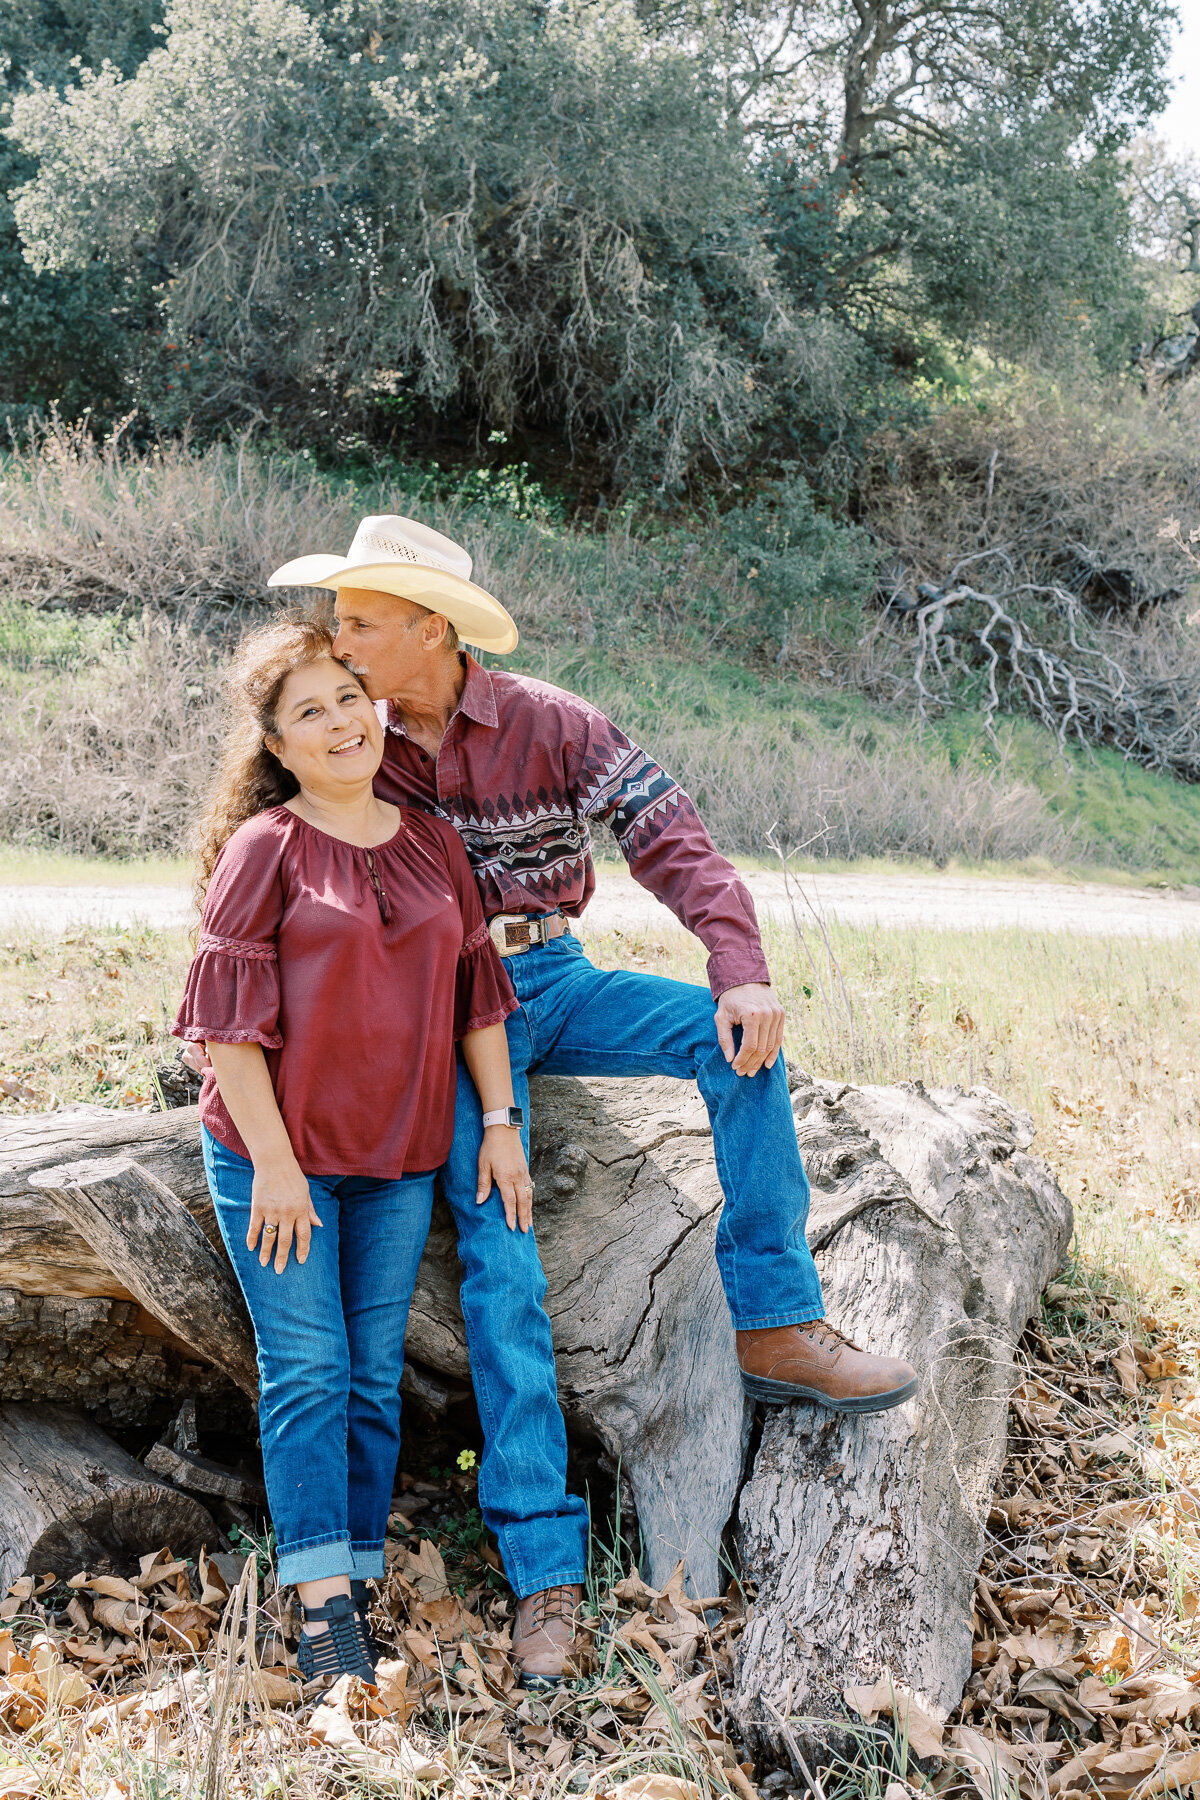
{"left": 719, "top": 474, "right": 878, "bottom": 657}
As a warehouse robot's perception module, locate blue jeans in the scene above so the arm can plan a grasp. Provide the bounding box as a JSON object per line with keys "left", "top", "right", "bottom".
{"left": 202, "top": 1129, "right": 434, "bottom": 1587}
{"left": 442, "top": 932, "right": 824, "bottom": 1597}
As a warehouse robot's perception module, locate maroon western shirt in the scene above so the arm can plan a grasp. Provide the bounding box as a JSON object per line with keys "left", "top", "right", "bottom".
{"left": 172, "top": 805, "right": 516, "bottom": 1176}
{"left": 372, "top": 656, "right": 770, "bottom": 999}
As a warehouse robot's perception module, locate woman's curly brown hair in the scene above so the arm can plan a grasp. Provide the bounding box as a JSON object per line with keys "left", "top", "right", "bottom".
{"left": 192, "top": 615, "right": 363, "bottom": 909}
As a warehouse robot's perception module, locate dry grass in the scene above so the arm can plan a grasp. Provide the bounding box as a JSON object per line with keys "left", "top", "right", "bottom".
{"left": 583, "top": 910, "right": 1200, "bottom": 1282}
{"left": 0, "top": 595, "right": 1077, "bottom": 865}
{"left": 640, "top": 718, "right": 1075, "bottom": 865}
{"left": 3, "top": 417, "right": 1195, "bottom": 869}
{"left": 0, "top": 924, "right": 189, "bottom": 1111}
{"left": 5, "top": 912, "right": 1200, "bottom": 1276}
{"left": 862, "top": 380, "right": 1200, "bottom": 603}
{"left": 0, "top": 455, "right": 1079, "bottom": 868}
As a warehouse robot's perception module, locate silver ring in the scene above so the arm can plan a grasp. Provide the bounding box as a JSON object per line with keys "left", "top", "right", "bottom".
{"left": 263, "top": 1223, "right": 278, "bottom": 1235}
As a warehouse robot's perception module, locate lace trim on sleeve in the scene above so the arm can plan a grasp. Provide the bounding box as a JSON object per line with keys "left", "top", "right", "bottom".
{"left": 174, "top": 1024, "right": 284, "bottom": 1048}
{"left": 461, "top": 920, "right": 492, "bottom": 957}
{"left": 197, "top": 932, "right": 278, "bottom": 962}
{"left": 458, "top": 1000, "right": 518, "bottom": 1037}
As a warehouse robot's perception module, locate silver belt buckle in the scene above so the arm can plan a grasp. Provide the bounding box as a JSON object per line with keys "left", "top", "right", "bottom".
{"left": 489, "top": 913, "right": 538, "bottom": 956}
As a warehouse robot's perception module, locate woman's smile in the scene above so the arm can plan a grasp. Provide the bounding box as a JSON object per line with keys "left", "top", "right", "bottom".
{"left": 263, "top": 657, "right": 387, "bottom": 801}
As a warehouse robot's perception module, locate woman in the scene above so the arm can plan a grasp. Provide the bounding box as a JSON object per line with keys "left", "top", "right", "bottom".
{"left": 173, "top": 615, "right": 529, "bottom": 1688}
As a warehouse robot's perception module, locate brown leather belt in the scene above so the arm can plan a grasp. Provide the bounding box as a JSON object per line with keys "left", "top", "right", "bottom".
{"left": 488, "top": 910, "right": 571, "bottom": 956}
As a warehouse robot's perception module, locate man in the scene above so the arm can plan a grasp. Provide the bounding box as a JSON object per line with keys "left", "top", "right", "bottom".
{"left": 265, "top": 514, "right": 918, "bottom": 1685}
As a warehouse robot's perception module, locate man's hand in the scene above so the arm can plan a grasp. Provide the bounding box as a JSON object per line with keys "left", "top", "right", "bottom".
{"left": 477, "top": 1125, "right": 535, "bottom": 1232}
{"left": 715, "top": 983, "right": 785, "bottom": 1076}
{"left": 181, "top": 1042, "right": 212, "bottom": 1076}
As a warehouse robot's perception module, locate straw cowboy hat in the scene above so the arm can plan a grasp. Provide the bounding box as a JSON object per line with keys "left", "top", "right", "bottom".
{"left": 268, "top": 514, "right": 518, "bottom": 654}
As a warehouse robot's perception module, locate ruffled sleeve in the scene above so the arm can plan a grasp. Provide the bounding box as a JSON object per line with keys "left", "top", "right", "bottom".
{"left": 172, "top": 819, "right": 285, "bottom": 1049}
{"left": 454, "top": 917, "right": 519, "bottom": 1040}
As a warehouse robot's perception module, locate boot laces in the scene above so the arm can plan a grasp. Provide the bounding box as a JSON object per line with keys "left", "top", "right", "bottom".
{"left": 528, "top": 1585, "right": 578, "bottom": 1632}
{"left": 803, "top": 1320, "right": 859, "bottom": 1356}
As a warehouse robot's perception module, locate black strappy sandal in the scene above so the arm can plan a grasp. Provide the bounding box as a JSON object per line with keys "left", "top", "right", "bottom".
{"left": 296, "top": 1592, "right": 377, "bottom": 1689}
{"left": 350, "top": 1579, "right": 387, "bottom": 1664}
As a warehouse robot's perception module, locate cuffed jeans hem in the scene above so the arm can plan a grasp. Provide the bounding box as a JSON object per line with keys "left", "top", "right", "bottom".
{"left": 732, "top": 1306, "right": 825, "bottom": 1331}
{"left": 277, "top": 1538, "right": 356, "bottom": 1586}
{"left": 351, "top": 1543, "right": 386, "bottom": 1580}
{"left": 510, "top": 1565, "right": 589, "bottom": 1602}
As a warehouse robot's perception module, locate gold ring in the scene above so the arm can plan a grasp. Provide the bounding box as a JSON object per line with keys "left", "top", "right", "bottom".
{"left": 263, "top": 1223, "right": 278, "bottom": 1235}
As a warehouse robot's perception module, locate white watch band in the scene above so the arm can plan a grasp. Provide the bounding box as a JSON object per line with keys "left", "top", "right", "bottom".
{"left": 482, "top": 1108, "right": 515, "bottom": 1128}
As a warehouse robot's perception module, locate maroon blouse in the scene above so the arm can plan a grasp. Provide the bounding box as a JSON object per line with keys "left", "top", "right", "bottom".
{"left": 172, "top": 805, "right": 517, "bottom": 1178}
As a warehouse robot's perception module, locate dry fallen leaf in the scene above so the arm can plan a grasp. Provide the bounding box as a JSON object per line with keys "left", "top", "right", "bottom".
{"left": 92, "top": 1595, "right": 149, "bottom": 1637}
{"left": 844, "top": 1673, "right": 945, "bottom": 1760}
{"left": 608, "top": 1777, "right": 701, "bottom": 1800}
{"left": 87, "top": 1575, "right": 142, "bottom": 1605}
{"left": 1112, "top": 1344, "right": 1141, "bottom": 1395}
{"left": 253, "top": 1669, "right": 301, "bottom": 1708}
{"left": 372, "top": 1657, "right": 413, "bottom": 1722}
{"left": 405, "top": 1539, "right": 449, "bottom": 1602}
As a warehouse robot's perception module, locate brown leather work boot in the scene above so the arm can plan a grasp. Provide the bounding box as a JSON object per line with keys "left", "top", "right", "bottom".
{"left": 511, "top": 1583, "right": 584, "bottom": 1689}
{"left": 737, "top": 1321, "right": 918, "bottom": 1412}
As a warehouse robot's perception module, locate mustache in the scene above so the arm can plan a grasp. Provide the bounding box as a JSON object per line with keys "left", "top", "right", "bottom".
{"left": 340, "top": 656, "right": 371, "bottom": 680}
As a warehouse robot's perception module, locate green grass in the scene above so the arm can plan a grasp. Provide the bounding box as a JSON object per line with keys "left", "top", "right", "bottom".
{"left": 0, "top": 421, "right": 1197, "bottom": 877}
{"left": 938, "top": 711, "right": 1200, "bottom": 881}
{"left": 530, "top": 643, "right": 1200, "bottom": 882}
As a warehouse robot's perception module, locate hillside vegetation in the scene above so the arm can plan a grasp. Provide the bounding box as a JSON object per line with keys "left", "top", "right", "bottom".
{"left": 0, "top": 420, "right": 1197, "bottom": 877}
{"left": 1, "top": 1, "right": 1199, "bottom": 869}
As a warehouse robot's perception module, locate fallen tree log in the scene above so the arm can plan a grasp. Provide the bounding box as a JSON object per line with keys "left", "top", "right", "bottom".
{"left": 733, "top": 1076, "right": 1073, "bottom": 1751}
{"left": 0, "top": 1071, "right": 1070, "bottom": 1745}
{"left": 0, "top": 1403, "right": 217, "bottom": 1592}
{"left": 27, "top": 1156, "right": 258, "bottom": 1395}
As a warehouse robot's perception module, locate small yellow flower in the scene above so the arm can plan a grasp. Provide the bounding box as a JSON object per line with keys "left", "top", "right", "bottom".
{"left": 457, "top": 1449, "right": 478, "bottom": 1472}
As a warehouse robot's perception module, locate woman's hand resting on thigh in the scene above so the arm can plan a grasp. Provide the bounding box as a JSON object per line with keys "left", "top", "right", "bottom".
{"left": 249, "top": 1154, "right": 324, "bottom": 1273}
{"left": 203, "top": 1040, "right": 324, "bottom": 1275}
{"left": 477, "top": 1126, "right": 534, "bottom": 1233}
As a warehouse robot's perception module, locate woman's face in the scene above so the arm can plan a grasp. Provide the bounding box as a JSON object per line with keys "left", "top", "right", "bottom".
{"left": 266, "top": 657, "right": 384, "bottom": 795}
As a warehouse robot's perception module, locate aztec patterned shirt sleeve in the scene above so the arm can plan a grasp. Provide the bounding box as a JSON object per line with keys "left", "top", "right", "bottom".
{"left": 568, "top": 706, "right": 770, "bottom": 998}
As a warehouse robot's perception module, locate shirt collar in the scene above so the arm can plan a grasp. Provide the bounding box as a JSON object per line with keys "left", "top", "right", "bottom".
{"left": 385, "top": 653, "right": 498, "bottom": 737}
{"left": 457, "top": 653, "right": 499, "bottom": 728}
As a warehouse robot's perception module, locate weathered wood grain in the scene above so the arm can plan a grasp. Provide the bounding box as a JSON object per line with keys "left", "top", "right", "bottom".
{"left": 0, "top": 1071, "right": 1072, "bottom": 1742}
{"left": 732, "top": 1076, "right": 1072, "bottom": 1752}
{"left": 0, "top": 1108, "right": 213, "bottom": 1298}
{"left": 28, "top": 1157, "right": 257, "bottom": 1395}
{"left": 0, "top": 1403, "right": 216, "bottom": 1591}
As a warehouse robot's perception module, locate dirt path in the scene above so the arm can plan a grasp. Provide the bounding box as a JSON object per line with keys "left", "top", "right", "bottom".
{"left": 2, "top": 869, "right": 1198, "bottom": 939}
{"left": 580, "top": 868, "right": 1200, "bottom": 940}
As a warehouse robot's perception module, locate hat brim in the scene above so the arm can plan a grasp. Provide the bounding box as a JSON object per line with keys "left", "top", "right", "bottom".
{"left": 268, "top": 555, "right": 519, "bottom": 655}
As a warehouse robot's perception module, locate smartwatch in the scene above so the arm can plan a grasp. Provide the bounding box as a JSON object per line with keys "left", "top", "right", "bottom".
{"left": 482, "top": 1106, "right": 525, "bottom": 1129}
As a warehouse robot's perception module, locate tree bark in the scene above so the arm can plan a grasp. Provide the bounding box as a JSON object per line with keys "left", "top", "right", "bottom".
{"left": 0, "top": 1070, "right": 1071, "bottom": 1741}
{"left": 0, "top": 1403, "right": 217, "bottom": 1592}
{"left": 732, "top": 1075, "right": 1073, "bottom": 1752}
{"left": 27, "top": 1156, "right": 257, "bottom": 1395}
{"left": 0, "top": 1106, "right": 215, "bottom": 1299}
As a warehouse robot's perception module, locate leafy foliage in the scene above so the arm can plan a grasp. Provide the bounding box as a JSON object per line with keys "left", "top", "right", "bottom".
{"left": 719, "top": 472, "right": 878, "bottom": 651}
{"left": 2, "top": 0, "right": 1180, "bottom": 491}
{"left": 0, "top": 1, "right": 161, "bottom": 424}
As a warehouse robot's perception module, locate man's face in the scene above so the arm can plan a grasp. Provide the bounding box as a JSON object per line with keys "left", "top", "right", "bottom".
{"left": 331, "top": 589, "right": 441, "bottom": 701}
